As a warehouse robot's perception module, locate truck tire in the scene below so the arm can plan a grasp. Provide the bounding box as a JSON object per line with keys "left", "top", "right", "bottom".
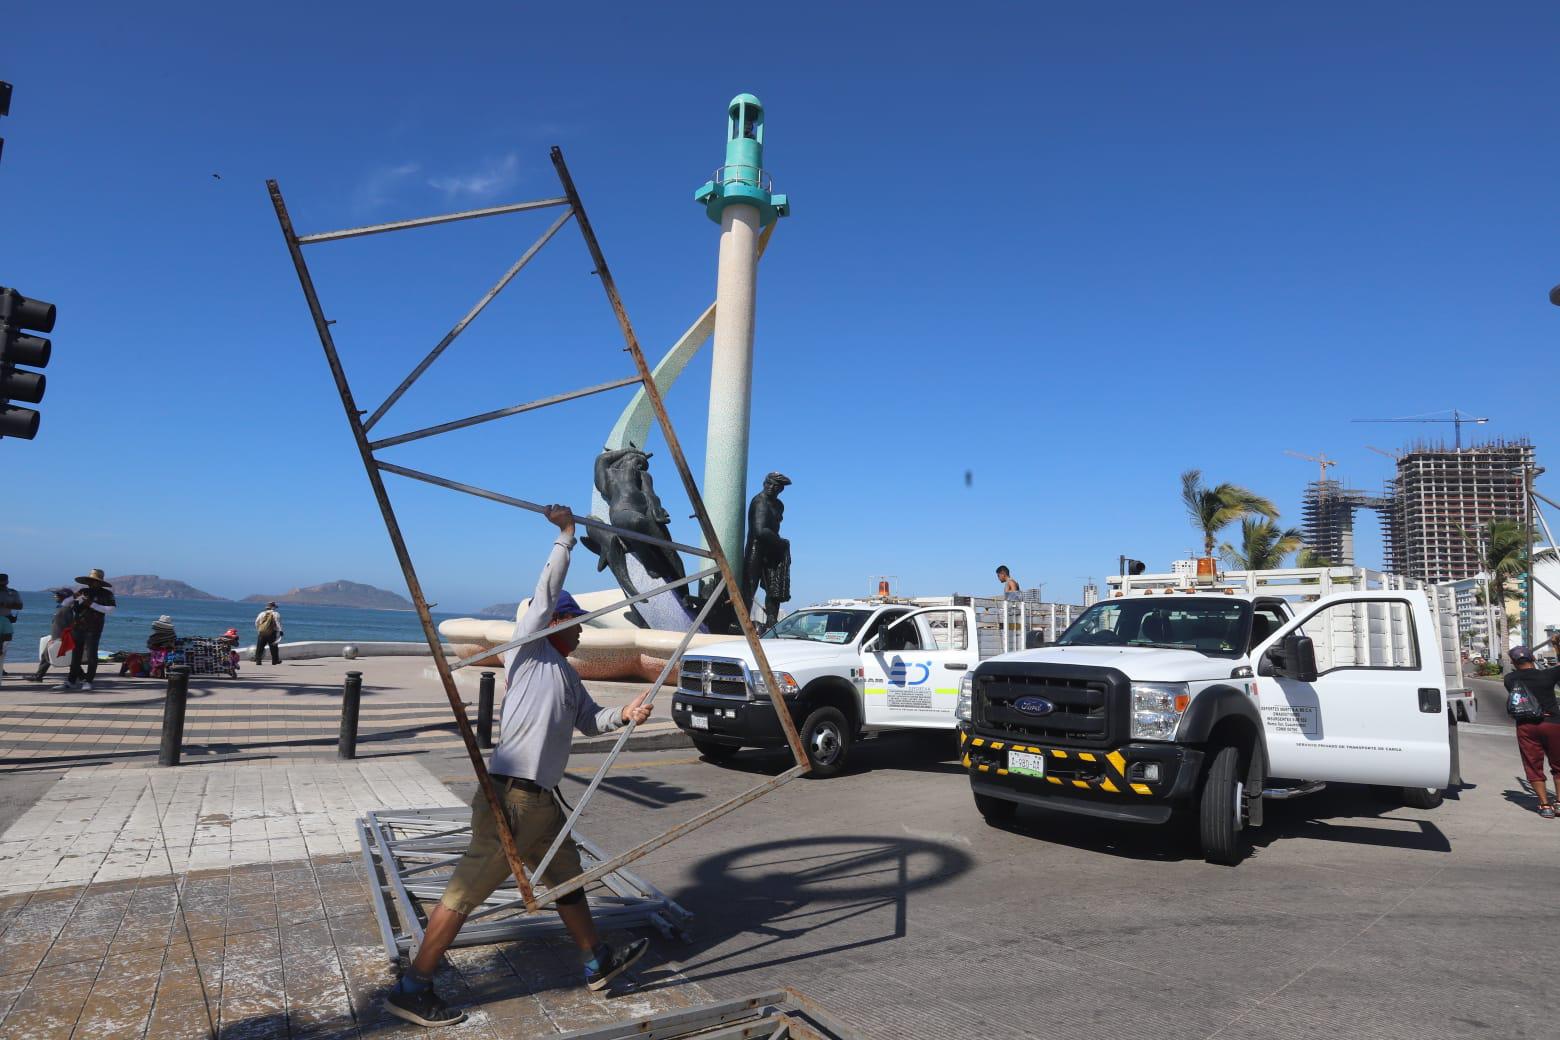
{"left": 974, "top": 792, "right": 1017, "bottom": 827}
{"left": 800, "top": 706, "right": 851, "bottom": 778}
{"left": 691, "top": 737, "right": 740, "bottom": 762}
{"left": 1199, "top": 745, "right": 1247, "bottom": 866}
{"left": 1400, "top": 786, "right": 1444, "bottom": 809}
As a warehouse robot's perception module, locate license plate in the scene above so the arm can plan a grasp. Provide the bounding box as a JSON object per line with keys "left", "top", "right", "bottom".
{"left": 690, "top": 714, "right": 710, "bottom": 730}
{"left": 1008, "top": 750, "right": 1046, "bottom": 778}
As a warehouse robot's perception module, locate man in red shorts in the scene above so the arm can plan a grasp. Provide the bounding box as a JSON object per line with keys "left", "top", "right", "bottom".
{"left": 1505, "top": 635, "right": 1560, "bottom": 817}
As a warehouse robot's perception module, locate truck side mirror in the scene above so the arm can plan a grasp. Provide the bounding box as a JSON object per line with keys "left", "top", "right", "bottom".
{"left": 863, "top": 632, "right": 884, "bottom": 653}
{"left": 1268, "top": 633, "right": 1319, "bottom": 683}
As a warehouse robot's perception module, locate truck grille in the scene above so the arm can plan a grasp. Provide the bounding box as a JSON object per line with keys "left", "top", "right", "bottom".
{"left": 977, "top": 674, "right": 1115, "bottom": 747}
{"left": 677, "top": 658, "right": 750, "bottom": 700}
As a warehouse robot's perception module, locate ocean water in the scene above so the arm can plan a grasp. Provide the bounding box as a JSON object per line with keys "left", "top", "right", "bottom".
{"left": 0, "top": 591, "right": 464, "bottom": 661}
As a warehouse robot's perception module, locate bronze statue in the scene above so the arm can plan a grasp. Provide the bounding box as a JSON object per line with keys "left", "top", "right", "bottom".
{"left": 582, "top": 446, "right": 693, "bottom": 615}
{"left": 742, "top": 472, "right": 792, "bottom": 623}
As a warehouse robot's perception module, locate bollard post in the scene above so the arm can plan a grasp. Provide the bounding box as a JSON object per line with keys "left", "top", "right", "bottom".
{"left": 339, "top": 670, "right": 362, "bottom": 760}
{"left": 159, "top": 666, "right": 190, "bottom": 767}
{"left": 478, "top": 671, "right": 496, "bottom": 749}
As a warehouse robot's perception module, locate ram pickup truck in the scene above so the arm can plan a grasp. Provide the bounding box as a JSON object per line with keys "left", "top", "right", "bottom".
{"left": 671, "top": 595, "right": 1054, "bottom": 775}
{"left": 957, "top": 584, "right": 1471, "bottom": 863}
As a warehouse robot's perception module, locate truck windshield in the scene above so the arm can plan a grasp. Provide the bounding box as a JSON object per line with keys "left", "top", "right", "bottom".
{"left": 765, "top": 609, "right": 873, "bottom": 644}
{"left": 1055, "top": 598, "right": 1252, "bottom": 658}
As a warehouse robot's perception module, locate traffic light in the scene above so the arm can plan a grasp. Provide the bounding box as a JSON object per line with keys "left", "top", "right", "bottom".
{"left": 0, "top": 287, "right": 55, "bottom": 440}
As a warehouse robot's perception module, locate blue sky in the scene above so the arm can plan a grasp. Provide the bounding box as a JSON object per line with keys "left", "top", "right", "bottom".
{"left": 2, "top": 2, "right": 1558, "bottom": 612}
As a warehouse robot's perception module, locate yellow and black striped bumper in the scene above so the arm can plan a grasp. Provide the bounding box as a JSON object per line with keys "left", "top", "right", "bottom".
{"left": 959, "top": 729, "right": 1197, "bottom": 801}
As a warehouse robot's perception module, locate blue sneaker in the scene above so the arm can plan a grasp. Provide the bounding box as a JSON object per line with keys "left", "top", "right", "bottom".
{"left": 585, "top": 938, "right": 649, "bottom": 991}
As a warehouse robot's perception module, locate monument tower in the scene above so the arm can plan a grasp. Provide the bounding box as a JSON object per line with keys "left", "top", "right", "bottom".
{"left": 694, "top": 94, "right": 788, "bottom": 582}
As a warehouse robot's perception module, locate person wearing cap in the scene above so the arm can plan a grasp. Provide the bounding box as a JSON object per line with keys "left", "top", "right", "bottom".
{"left": 254, "top": 602, "right": 284, "bottom": 665}
{"left": 1505, "top": 635, "right": 1560, "bottom": 817}
{"left": 386, "top": 503, "right": 655, "bottom": 1028}
{"left": 29, "top": 588, "right": 75, "bottom": 684}
{"left": 63, "top": 570, "right": 115, "bottom": 691}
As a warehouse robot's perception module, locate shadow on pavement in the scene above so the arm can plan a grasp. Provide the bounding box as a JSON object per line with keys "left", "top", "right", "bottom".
{"left": 988, "top": 782, "right": 1453, "bottom": 863}
{"left": 664, "top": 833, "right": 973, "bottom": 985}
{"left": 690, "top": 729, "right": 967, "bottom": 779}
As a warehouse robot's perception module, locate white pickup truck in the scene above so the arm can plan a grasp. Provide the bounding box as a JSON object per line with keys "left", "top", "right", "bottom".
{"left": 670, "top": 594, "right": 1069, "bottom": 775}
{"left": 957, "top": 568, "right": 1475, "bottom": 864}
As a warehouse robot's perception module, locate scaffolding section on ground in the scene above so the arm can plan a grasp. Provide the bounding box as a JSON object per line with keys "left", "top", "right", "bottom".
{"left": 267, "top": 147, "right": 810, "bottom": 922}
{"left": 356, "top": 807, "right": 692, "bottom": 962}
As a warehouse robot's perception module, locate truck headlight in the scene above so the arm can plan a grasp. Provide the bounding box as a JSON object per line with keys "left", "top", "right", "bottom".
{"left": 955, "top": 674, "right": 974, "bottom": 722}
{"left": 1131, "top": 682, "right": 1191, "bottom": 741}
{"left": 752, "top": 670, "right": 799, "bottom": 697}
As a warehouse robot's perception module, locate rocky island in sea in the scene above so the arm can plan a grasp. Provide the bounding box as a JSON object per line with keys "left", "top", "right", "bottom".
{"left": 107, "top": 575, "right": 226, "bottom": 600}
{"left": 478, "top": 602, "right": 521, "bottom": 618}
{"left": 242, "top": 580, "right": 415, "bottom": 611}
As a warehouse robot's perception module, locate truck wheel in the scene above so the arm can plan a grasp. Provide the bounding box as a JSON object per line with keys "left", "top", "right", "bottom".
{"left": 691, "top": 737, "right": 740, "bottom": 763}
{"left": 1199, "top": 745, "right": 1248, "bottom": 866}
{"left": 974, "top": 792, "right": 1017, "bottom": 827}
{"left": 1401, "top": 786, "right": 1444, "bottom": 810}
{"left": 800, "top": 706, "right": 851, "bottom": 778}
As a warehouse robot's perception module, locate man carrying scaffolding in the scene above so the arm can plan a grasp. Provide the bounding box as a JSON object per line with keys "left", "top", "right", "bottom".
{"left": 387, "top": 504, "right": 655, "bottom": 1028}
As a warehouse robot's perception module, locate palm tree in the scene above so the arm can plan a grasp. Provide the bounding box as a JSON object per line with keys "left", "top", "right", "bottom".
{"left": 1460, "top": 517, "right": 1526, "bottom": 658}
{"left": 1180, "top": 469, "right": 1279, "bottom": 559}
{"left": 1220, "top": 518, "right": 1304, "bottom": 571}
{"left": 1295, "top": 547, "right": 1332, "bottom": 569}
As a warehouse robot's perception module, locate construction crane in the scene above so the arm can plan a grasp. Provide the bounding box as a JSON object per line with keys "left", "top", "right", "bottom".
{"left": 1365, "top": 445, "right": 1402, "bottom": 462}
{"left": 1351, "top": 408, "right": 1489, "bottom": 450}
{"left": 1284, "top": 450, "right": 1338, "bottom": 486}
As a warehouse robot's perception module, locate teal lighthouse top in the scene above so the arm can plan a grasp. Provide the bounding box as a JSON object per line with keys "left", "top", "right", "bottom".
{"left": 694, "top": 93, "right": 789, "bottom": 226}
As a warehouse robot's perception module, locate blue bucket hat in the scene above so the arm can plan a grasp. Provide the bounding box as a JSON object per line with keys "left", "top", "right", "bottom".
{"left": 552, "top": 590, "right": 586, "bottom": 619}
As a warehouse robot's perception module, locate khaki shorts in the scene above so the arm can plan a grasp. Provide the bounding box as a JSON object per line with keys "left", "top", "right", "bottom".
{"left": 439, "top": 781, "right": 584, "bottom": 915}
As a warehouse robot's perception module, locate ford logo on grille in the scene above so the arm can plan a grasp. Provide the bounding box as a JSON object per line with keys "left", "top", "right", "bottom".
{"left": 1014, "top": 696, "right": 1055, "bottom": 717}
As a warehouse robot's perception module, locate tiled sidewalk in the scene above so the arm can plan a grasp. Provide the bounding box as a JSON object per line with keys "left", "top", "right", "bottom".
{"left": 0, "top": 762, "right": 707, "bottom": 1038}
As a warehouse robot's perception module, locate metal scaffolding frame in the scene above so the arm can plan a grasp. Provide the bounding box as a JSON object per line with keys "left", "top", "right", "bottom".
{"left": 267, "top": 146, "right": 809, "bottom": 916}
{"left": 356, "top": 807, "right": 692, "bottom": 961}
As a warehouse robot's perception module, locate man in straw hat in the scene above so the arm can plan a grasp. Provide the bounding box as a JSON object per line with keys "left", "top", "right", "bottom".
{"left": 385, "top": 504, "right": 654, "bottom": 1028}
{"left": 62, "top": 569, "right": 115, "bottom": 691}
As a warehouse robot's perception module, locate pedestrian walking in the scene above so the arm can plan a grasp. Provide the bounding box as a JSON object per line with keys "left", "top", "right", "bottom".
{"left": 1504, "top": 635, "right": 1560, "bottom": 818}
{"left": 254, "top": 602, "right": 283, "bottom": 665}
{"left": 0, "top": 573, "right": 21, "bottom": 680}
{"left": 384, "top": 504, "right": 654, "bottom": 1028}
{"left": 30, "top": 588, "right": 76, "bottom": 683}
{"left": 63, "top": 570, "right": 115, "bottom": 691}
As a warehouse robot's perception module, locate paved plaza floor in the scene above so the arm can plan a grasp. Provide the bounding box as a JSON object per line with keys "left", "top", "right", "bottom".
{"left": 0, "top": 667, "right": 1556, "bottom": 1038}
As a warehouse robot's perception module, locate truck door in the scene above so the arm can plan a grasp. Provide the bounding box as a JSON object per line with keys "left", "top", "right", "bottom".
{"left": 1253, "top": 590, "right": 1449, "bottom": 787}
{"left": 863, "top": 608, "right": 979, "bottom": 730}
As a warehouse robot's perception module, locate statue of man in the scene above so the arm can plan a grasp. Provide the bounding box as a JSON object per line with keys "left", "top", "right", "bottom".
{"left": 742, "top": 472, "right": 792, "bottom": 624}
{"left": 583, "top": 447, "right": 690, "bottom": 605}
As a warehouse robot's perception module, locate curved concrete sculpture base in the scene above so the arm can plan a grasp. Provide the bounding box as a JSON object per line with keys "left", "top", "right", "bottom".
{"left": 438, "top": 588, "right": 730, "bottom": 682}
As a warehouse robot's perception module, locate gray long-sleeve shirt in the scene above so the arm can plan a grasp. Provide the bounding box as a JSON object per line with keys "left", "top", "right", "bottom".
{"left": 489, "top": 536, "right": 623, "bottom": 788}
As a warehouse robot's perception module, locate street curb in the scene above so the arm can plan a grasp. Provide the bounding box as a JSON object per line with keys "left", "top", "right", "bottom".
{"left": 570, "top": 726, "right": 693, "bottom": 754}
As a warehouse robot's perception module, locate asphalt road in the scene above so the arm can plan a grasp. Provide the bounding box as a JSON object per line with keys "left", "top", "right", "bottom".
{"left": 428, "top": 722, "right": 1554, "bottom": 1040}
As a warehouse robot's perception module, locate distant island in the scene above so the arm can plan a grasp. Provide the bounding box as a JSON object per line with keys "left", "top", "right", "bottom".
{"left": 108, "top": 575, "right": 225, "bottom": 601}
{"left": 478, "top": 603, "right": 520, "bottom": 618}
{"left": 242, "top": 580, "right": 415, "bottom": 611}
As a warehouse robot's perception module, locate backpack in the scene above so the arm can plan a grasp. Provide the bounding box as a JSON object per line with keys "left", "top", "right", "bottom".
{"left": 257, "top": 611, "right": 277, "bottom": 636}
{"left": 1506, "top": 677, "right": 1546, "bottom": 723}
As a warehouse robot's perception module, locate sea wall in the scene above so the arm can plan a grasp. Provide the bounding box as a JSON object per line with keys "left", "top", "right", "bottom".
{"left": 248, "top": 640, "right": 458, "bottom": 660}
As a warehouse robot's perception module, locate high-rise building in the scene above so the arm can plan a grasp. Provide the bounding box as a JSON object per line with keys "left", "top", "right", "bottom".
{"left": 1082, "top": 583, "right": 1098, "bottom": 607}
{"left": 1381, "top": 439, "right": 1534, "bottom": 582}
{"left": 1300, "top": 479, "right": 1389, "bottom": 566}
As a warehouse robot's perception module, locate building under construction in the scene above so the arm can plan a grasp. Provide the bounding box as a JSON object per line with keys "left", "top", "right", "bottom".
{"left": 1300, "top": 479, "right": 1389, "bottom": 567}
{"left": 1380, "top": 439, "right": 1534, "bottom": 582}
